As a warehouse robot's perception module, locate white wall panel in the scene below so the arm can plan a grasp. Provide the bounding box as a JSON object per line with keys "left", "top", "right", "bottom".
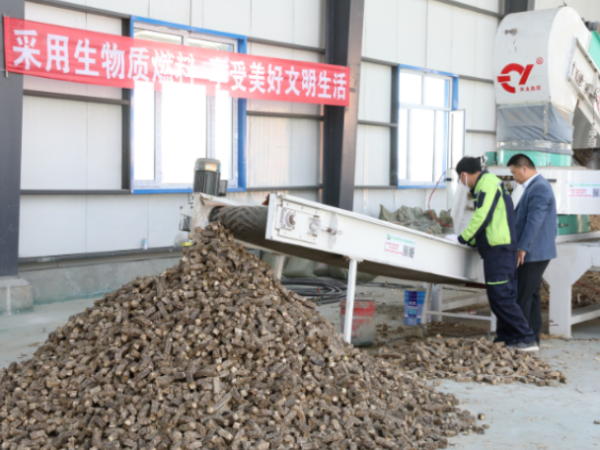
{"left": 475, "top": 14, "right": 497, "bottom": 80}
{"left": 397, "top": 0, "right": 427, "bottom": 67}
{"left": 451, "top": 9, "right": 477, "bottom": 76}
{"left": 24, "top": 76, "right": 89, "bottom": 97}
{"left": 252, "top": 0, "right": 294, "bottom": 43}
{"left": 229, "top": 190, "right": 319, "bottom": 206}
{"left": 149, "top": 0, "right": 191, "bottom": 25}
{"left": 426, "top": 2, "right": 453, "bottom": 73}
{"left": 591, "top": 2, "right": 600, "bottom": 21}
{"left": 148, "top": 194, "right": 190, "bottom": 248}
{"left": 26, "top": 3, "right": 121, "bottom": 34}
{"left": 87, "top": 0, "right": 150, "bottom": 16}
{"left": 24, "top": 76, "right": 121, "bottom": 99}
{"left": 363, "top": 0, "right": 398, "bottom": 62}
{"left": 293, "top": 0, "right": 323, "bottom": 48}
{"left": 86, "top": 85, "right": 122, "bottom": 99}
{"left": 22, "top": 98, "right": 123, "bottom": 190}
{"left": 19, "top": 196, "right": 87, "bottom": 258}
{"left": 247, "top": 117, "right": 319, "bottom": 187}
{"left": 452, "top": 0, "right": 499, "bottom": 13}
{"left": 249, "top": 43, "right": 293, "bottom": 59}
{"left": 86, "top": 196, "right": 149, "bottom": 253}
{"left": 359, "top": 63, "right": 392, "bottom": 123}
{"left": 227, "top": 191, "right": 272, "bottom": 205}
{"left": 458, "top": 79, "right": 496, "bottom": 131}
{"left": 395, "top": 189, "right": 428, "bottom": 208}
{"left": 25, "top": 2, "right": 86, "bottom": 29}
{"left": 355, "top": 125, "right": 391, "bottom": 186}
{"left": 292, "top": 49, "right": 323, "bottom": 64}
{"left": 190, "top": 0, "right": 204, "bottom": 27}
{"left": 353, "top": 189, "right": 396, "bottom": 218}
{"left": 203, "top": 0, "right": 251, "bottom": 36}
{"left": 87, "top": 104, "right": 122, "bottom": 190}
{"left": 22, "top": 97, "right": 87, "bottom": 190}
{"left": 85, "top": 13, "right": 122, "bottom": 35}
{"left": 358, "top": 65, "right": 368, "bottom": 121}
{"left": 465, "top": 132, "right": 495, "bottom": 157}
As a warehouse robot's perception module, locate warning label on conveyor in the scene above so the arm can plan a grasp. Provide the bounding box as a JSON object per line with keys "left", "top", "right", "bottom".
{"left": 567, "top": 182, "right": 600, "bottom": 198}
{"left": 384, "top": 233, "right": 416, "bottom": 259}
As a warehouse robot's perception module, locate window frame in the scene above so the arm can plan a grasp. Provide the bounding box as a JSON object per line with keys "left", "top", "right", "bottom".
{"left": 129, "top": 16, "right": 248, "bottom": 194}
{"left": 396, "top": 65, "right": 459, "bottom": 190}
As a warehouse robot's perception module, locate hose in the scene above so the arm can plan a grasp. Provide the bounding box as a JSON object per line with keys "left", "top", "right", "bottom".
{"left": 281, "top": 277, "right": 416, "bottom": 306}
{"left": 280, "top": 278, "right": 348, "bottom": 305}
{"left": 427, "top": 171, "right": 453, "bottom": 228}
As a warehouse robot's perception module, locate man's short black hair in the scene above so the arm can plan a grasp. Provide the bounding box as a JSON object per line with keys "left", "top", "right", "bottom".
{"left": 507, "top": 153, "right": 536, "bottom": 169}
{"left": 455, "top": 156, "right": 482, "bottom": 175}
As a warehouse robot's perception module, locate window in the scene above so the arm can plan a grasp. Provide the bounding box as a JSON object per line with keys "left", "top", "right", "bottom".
{"left": 131, "top": 22, "right": 241, "bottom": 193}
{"left": 397, "top": 68, "right": 461, "bottom": 188}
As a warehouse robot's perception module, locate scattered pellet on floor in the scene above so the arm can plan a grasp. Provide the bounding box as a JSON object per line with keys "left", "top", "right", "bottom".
{"left": 380, "top": 336, "right": 566, "bottom": 386}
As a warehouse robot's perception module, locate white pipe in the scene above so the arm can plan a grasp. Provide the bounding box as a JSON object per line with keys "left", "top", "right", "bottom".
{"left": 343, "top": 259, "right": 358, "bottom": 344}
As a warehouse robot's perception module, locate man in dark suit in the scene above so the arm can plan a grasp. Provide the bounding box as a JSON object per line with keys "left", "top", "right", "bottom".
{"left": 508, "top": 154, "right": 557, "bottom": 345}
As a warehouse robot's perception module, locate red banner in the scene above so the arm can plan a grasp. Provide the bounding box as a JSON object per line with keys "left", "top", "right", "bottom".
{"left": 3, "top": 17, "right": 350, "bottom": 106}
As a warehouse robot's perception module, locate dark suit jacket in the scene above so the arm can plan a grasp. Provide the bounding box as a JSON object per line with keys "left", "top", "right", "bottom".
{"left": 514, "top": 175, "right": 557, "bottom": 262}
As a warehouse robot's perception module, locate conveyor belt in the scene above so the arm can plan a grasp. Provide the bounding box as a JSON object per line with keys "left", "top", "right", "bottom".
{"left": 208, "top": 201, "right": 483, "bottom": 285}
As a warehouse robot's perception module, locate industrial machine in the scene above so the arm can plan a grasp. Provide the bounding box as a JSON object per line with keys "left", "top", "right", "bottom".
{"left": 484, "top": 6, "right": 600, "bottom": 337}
{"left": 189, "top": 7, "right": 600, "bottom": 341}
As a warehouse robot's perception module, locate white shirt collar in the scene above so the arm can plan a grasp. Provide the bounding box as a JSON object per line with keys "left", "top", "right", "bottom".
{"left": 522, "top": 173, "right": 540, "bottom": 189}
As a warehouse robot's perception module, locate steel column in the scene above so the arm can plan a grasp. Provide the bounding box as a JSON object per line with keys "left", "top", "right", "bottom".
{"left": 122, "top": 18, "right": 132, "bottom": 191}
{"left": 322, "top": 0, "right": 365, "bottom": 211}
{"left": 0, "top": 0, "right": 25, "bottom": 277}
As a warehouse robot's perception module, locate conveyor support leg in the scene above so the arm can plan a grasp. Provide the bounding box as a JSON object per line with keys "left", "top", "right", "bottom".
{"left": 429, "top": 284, "right": 441, "bottom": 322}
{"left": 548, "top": 279, "right": 573, "bottom": 338}
{"left": 343, "top": 258, "right": 359, "bottom": 344}
{"left": 272, "top": 254, "right": 285, "bottom": 281}
{"left": 421, "top": 283, "right": 434, "bottom": 335}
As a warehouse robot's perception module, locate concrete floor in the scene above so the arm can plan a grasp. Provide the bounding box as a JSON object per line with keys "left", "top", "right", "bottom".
{"left": 1, "top": 289, "right": 600, "bottom": 449}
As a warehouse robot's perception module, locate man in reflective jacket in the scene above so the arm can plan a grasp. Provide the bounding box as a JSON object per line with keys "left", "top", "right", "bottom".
{"left": 446, "top": 156, "right": 538, "bottom": 352}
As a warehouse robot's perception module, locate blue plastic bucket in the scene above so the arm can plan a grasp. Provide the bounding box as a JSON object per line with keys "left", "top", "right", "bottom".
{"left": 404, "top": 290, "right": 426, "bottom": 325}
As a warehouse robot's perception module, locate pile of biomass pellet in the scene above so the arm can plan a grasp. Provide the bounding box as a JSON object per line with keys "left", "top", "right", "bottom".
{"left": 0, "top": 224, "right": 482, "bottom": 450}
{"left": 381, "top": 337, "right": 566, "bottom": 387}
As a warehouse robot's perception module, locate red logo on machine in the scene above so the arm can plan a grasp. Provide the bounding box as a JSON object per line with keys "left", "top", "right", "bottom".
{"left": 497, "top": 62, "right": 542, "bottom": 93}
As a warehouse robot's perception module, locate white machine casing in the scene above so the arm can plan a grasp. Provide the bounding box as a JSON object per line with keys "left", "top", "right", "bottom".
{"left": 493, "top": 7, "right": 590, "bottom": 119}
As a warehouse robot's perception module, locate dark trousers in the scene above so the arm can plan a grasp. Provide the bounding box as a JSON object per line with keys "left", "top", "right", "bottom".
{"left": 482, "top": 249, "right": 536, "bottom": 345}
{"left": 516, "top": 260, "right": 550, "bottom": 345}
